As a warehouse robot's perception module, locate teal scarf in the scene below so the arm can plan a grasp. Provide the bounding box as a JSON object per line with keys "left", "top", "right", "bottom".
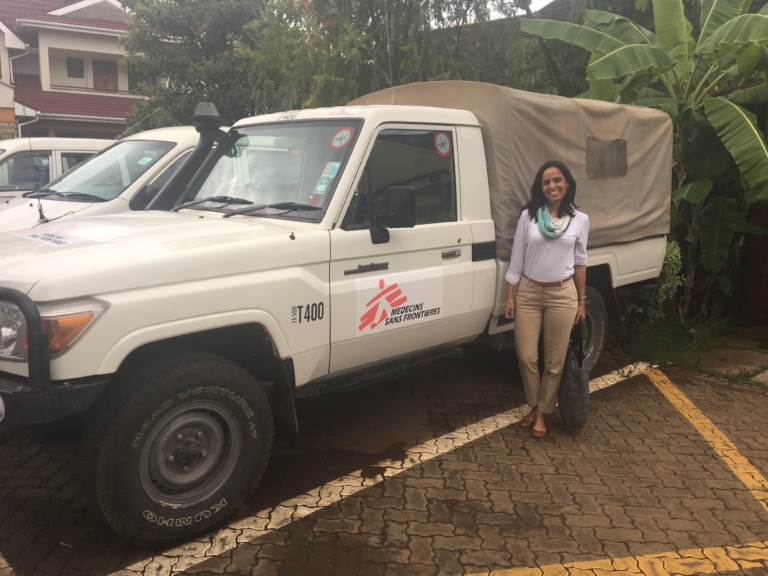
{"left": 537, "top": 206, "right": 571, "bottom": 240}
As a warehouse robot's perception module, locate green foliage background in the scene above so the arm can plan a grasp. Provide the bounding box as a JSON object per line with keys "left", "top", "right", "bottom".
{"left": 120, "top": 0, "right": 590, "bottom": 133}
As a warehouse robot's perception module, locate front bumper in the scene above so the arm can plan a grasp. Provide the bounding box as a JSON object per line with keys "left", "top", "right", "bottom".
{"left": 0, "top": 372, "right": 110, "bottom": 426}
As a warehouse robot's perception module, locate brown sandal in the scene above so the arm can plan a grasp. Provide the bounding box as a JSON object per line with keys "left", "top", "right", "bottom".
{"left": 518, "top": 410, "right": 537, "bottom": 428}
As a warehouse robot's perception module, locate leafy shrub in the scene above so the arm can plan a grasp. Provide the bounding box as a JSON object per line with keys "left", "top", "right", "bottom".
{"left": 619, "top": 241, "right": 683, "bottom": 336}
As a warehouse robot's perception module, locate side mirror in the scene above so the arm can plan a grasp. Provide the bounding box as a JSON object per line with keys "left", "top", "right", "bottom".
{"left": 370, "top": 186, "right": 415, "bottom": 244}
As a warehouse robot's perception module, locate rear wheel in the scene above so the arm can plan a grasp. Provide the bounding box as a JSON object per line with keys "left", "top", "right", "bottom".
{"left": 83, "top": 352, "right": 273, "bottom": 547}
{"left": 584, "top": 285, "right": 608, "bottom": 371}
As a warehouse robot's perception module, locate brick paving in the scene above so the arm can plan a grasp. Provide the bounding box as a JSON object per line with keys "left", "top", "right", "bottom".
{"left": 1, "top": 347, "right": 768, "bottom": 575}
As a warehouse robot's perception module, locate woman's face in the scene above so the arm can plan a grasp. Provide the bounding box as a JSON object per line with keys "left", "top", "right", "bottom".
{"left": 541, "top": 167, "right": 569, "bottom": 206}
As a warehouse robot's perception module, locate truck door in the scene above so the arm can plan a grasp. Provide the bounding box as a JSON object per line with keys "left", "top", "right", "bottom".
{"left": 329, "top": 125, "right": 473, "bottom": 373}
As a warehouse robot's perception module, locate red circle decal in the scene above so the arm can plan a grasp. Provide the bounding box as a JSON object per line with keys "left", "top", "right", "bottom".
{"left": 433, "top": 132, "right": 452, "bottom": 157}
{"left": 330, "top": 127, "right": 355, "bottom": 150}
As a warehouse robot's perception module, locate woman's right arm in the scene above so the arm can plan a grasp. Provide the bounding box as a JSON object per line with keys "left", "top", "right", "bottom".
{"left": 504, "top": 212, "right": 528, "bottom": 319}
{"left": 505, "top": 282, "right": 516, "bottom": 319}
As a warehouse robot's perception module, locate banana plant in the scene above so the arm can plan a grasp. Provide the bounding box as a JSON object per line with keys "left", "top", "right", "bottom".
{"left": 521, "top": 0, "right": 768, "bottom": 319}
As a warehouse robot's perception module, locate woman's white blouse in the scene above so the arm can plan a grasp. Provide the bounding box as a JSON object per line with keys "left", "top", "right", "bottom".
{"left": 505, "top": 209, "right": 589, "bottom": 285}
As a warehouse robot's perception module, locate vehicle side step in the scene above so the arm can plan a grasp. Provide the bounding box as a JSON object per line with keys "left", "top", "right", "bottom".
{"left": 294, "top": 346, "right": 464, "bottom": 398}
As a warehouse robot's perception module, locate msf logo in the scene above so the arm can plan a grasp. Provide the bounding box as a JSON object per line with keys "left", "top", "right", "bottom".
{"left": 359, "top": 279, "right": 407, "bottom": 331}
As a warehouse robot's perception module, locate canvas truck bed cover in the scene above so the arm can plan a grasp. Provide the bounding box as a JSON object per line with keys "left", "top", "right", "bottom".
{"left": 349, "top": 81, "right": 672, "bottom": 263}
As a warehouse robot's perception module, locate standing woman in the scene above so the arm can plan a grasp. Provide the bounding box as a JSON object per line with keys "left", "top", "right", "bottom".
{"left": 504, "top": 160, "right": 589, "bottom": 438}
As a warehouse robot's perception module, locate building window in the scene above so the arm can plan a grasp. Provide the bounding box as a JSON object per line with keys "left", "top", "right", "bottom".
{"left": 67, "top": 57, "right": 85, "bottom": 79}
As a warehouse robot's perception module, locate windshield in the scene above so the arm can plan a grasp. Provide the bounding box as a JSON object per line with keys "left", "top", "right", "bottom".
{"left": 183, "top": 120, "right": 362, "bottom": 221}
{"left": 40, "top": 140, "right": 176, "bottom": 201}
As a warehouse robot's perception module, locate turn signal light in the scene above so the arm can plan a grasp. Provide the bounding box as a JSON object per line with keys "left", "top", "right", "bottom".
{"left": 42, "top": 312, "right": 95, "bottom": 352}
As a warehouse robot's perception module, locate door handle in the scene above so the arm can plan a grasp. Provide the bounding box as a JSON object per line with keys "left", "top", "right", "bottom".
{"left": 442, "top": 248, "right": 462, "bottom": 259}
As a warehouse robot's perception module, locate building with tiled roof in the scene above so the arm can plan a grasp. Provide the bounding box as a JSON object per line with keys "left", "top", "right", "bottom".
{"left": 0, "top": 0, "right": 146, "bottom": 139}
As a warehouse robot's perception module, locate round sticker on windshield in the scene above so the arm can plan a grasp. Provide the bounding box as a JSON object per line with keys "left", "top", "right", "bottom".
{"left": 330, "top": 127, "right": 355, "bottom": 150}
{"left": 433, "top": 132, "right": 452, "bottom": 157}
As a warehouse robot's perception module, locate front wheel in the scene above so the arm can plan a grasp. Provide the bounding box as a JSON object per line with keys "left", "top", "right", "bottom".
{"left": 584, "top": 286, "right": 608, "bottom": 371}
{"left": 83, "top": 352, "right": 274, "bottom": 546}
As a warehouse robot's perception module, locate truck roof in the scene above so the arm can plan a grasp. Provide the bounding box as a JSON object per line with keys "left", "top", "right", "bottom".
{"left": 232, "top": 105, "right": 482, "bottom": 129}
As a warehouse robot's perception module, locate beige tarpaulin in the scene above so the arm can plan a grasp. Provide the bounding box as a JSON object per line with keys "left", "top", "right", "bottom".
{"left": 349, "top": 81, "right": 672, "bottom": 263}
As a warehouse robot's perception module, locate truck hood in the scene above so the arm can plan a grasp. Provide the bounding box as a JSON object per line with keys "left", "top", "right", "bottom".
{"left": 0, "top": 212, "right": 312, "bottom": 300}
{"left": 0, "top": 197, "right": 97, "bottom": 231}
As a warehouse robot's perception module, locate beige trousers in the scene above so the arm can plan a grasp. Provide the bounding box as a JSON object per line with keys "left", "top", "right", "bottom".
{"left": 514, "top": 276, "right": 578, "bottom": 414}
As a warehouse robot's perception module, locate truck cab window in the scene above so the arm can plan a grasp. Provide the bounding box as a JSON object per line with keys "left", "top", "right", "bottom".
{"left": 343, "top": 129, "right": 457, "bottom": 230}
{"left": 0, "top": 151, "right": 51, "bottom": 191}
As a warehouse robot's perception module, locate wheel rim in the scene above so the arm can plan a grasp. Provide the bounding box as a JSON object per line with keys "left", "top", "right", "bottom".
{"left": 139, "top": 400, "right": 241, "bottom": 508}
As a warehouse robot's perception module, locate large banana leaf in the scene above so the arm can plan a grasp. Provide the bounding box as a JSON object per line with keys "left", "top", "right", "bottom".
{"left": 727, "top": 82, "right": 768, "bottom": 104}
{"left": 699, "top": 196, "right": 737, "bottom": 272}
{"left": 587, "top": 44, "right": 677, "bottom": 79}
{"left": 586, "top": 52, "right": 616, "bottom": 100}
{"left": 520, "top": 20, "right": 626, "bottom": 55}
{"left": 699, "top": 0, "right": 753, "bottom": 47}
{"left": 759, "top": 2, "right": 768, "bottom": 13}
{"left": 733, "top": 41, "right": 765, "bottom": 76}
{"left": 653, "top": 0, "right": 692, "bottom": 81}
{"left": 687, "top": 130, "right": 732, "bottom": 179}
{"left": 583, "top": 10, "right": 658, "bottom": 45}
{"left": 704, "top": 97, "right": 768, "bottom": 200}
{"left": 672, "top": 181, "right": 713, "bottom": 204}
{"left": 698, "top": 14, "right": 768, "bottom": 58}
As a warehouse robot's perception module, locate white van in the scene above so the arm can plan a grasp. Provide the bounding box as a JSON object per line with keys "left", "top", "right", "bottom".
{"left": 0, "top": 137, "right": 112, "bottom": 200}
{"left": 0, "top": 127, "right": 204, "bottom": 232}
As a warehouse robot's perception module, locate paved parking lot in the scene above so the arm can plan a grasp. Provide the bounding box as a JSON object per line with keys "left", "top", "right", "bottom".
{"left": 1, "top": 345, "right": 768, "bottom": 575}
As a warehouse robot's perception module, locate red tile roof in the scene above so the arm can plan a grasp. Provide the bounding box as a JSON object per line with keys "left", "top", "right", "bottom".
{"left": 0, "top": 0, "right": 129, "bottom": 33}
{"left": 0, "top": 0, "right": 61, "bottom": 32}
{"left": 13, "top": 74, "right": 141, "bottom": 120}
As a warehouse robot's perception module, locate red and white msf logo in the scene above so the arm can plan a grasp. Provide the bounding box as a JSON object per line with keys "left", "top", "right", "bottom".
{"left": 358, "top": 278, "right": 408, "bottom": 331}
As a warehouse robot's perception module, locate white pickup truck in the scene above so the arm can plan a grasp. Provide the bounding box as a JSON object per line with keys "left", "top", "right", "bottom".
{"left": 0, "top": 81, "right": 671, "bottom": 545}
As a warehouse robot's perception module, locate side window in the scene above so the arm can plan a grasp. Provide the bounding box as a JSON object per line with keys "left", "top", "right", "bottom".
{"left": 342, "top": 129, "right": 457, "bottom": 230}
{"left": 61, "top": 152, "right": 94, "bottom": 174}
{"left": 0, "top": 151, "right": 51, "bottom": 191}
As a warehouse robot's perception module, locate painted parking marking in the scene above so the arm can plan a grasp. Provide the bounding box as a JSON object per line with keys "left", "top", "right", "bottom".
{"left": 156, "top": 362, "right": 652, "bottom": 573}
{"left": 470, "top": 368, "right": 768, "bottom": 576}
{"left": 468, "top": 540, "right": 768, "bottom": 575}
{"left": 646, "top": 368, "right": 768, "bottom": 514}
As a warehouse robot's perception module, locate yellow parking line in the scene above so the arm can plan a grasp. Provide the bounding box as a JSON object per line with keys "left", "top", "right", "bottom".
{"left": 646, "top": 368, "right": 768, "bottom": 514}
{"left": 471, "top": 368, "right": 768, "bottom": 575}
{"left": 473, "top": 540, "right": 768, "bottom": 575}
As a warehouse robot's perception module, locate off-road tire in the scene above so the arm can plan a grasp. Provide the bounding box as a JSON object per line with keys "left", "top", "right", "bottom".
{"left": 584, "top": 285, "right": 607, "bottom": 371}
{"left": 82, "top": 352, "right": 273, "bottom": 547}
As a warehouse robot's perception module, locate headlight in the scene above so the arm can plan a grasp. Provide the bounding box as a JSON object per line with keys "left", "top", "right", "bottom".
{"left": 0, "top": 299, "right": 108, "bottom": 362}
{"left": 0, "top": 301, "right": 25, "bottom": 360}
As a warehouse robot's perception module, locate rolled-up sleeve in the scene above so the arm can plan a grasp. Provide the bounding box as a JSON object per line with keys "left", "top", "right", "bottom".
{"left": 574, "top": 214, "right": 589, "bottom": 266}
{"left": 505, "top": 212, "right": 528, "bottom": 285}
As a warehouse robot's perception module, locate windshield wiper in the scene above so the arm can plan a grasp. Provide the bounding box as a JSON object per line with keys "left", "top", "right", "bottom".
{"left": 60, "top": 192, "right": 108, "bottom": 202}
{"left": 222, "top": 202, "right": 321, "bottom": 218}
{"left": 173, "top": 195, "right": 254, "bottom": 212}
{"left": 22, "top": 189, "right": 64, "bottom": 198}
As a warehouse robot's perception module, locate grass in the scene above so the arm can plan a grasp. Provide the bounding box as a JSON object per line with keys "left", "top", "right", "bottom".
{"left": 614, "top": 316, "right": 768, "bottom": 389}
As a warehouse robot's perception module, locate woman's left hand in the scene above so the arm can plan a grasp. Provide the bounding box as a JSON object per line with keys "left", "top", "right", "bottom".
{"left": 574, "top": 301, "right": 586, "bottom": 324}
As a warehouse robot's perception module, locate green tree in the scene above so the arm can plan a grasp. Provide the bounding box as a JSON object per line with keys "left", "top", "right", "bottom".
{"left": 120, "top": 0, "right": 263, "bottom": 134}
{"left": 522, "top": 0, "right": 768, "bottom": 320}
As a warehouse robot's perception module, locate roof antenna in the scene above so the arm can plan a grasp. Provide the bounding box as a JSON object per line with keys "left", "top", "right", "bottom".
{"left": 383, "top": 0, "right": 396, "bottom": 104}
{"left": 27, "top": 133, "right": 47, "bottom": 224}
